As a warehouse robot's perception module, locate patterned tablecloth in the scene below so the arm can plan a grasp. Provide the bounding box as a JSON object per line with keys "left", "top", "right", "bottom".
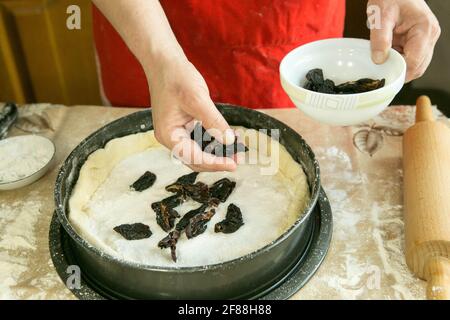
{"left": 0, "top": 103, "right": 448, "bottom": 300}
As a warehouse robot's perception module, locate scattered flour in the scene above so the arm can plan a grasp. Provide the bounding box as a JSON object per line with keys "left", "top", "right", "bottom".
{"left": 0, "top": 199, "right": 41, "bottom": 299}
{"left": 306, "top": 145, "right": 425, "bottom": 299}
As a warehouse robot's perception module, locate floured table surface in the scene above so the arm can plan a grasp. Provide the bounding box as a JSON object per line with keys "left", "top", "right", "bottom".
{"left": 1, "top": 103, "right": 448, "bottom": 299}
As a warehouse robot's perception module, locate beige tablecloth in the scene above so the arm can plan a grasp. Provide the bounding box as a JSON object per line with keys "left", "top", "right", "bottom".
{"left": 1, "top": 103, "right": 448, "bottom": 300}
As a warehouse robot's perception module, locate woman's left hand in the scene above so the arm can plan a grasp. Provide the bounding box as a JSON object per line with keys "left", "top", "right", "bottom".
{"left": 368, "top": 0, "right": 441, "bottom": 82}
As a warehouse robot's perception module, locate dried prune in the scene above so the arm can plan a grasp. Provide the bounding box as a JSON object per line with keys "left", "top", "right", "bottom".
{"left": 209, "top": 178, "right": 236, "bottom": 203}
{"left": 175, "top": 204, "right": 208, "bottom": 232}
{"left": 168, "top": 181, "right": 210, "bottom": 204}
{"left": 215, "top": 204, "right": 244, "bottom": 234}
{"left": 190, "top": 122, "right": 213, "bottom": 150}
{"left": 190, "top": 122, "right": 248, "bottom": 157}
{"left": 159, "top": 204, "right": 208, "bottom": 262}
{"left": 303, "top": 68, "right": 385, "bottom": 94}
{"left": 335, "top": 78, "right": 385, "bottom": 94}
{"left": 165, "top": 173, "right": 210, "bottom": 204}
{"left": 317, "top": 79, "right": 336, "bottom": 94}
{"left": 165, "top": 172, "right": 199, "bottom": 194}
{"left": 158, "top": 230, "right": 180, "bottom": 262}
{"left": 151, "top": 197, "right": 182, "bottom": 232}
{"left": 153, "top": 172, "right": 240, "bottom": 262}
{"left": 185, "top": 208, "right": 216, "bottom": 239}
{"left": 208, "top": 140, "right": 249, "bottom": 158}
{"left": 304, "top": 69, "right": 336, "bottom": 93}
{"left": 130, "top": 171, "right": 156, "bottom": 192}
{"left": 306, "top": 68, "right": 324, "bottom": 85}
{"left": 153, "top": 205, "right": 179, "bottom": 232}
{"left": 161, "top": 194, "right": 185, "bottom": 207}
{"left": 183, "top": 182, "right": 210, "bottom": 203}
{"left": 304, "top": 80, "right": 315, "bottom": 91}
{"left": 176, "top": 172, "right": 199, "bottom": 185}
{"left": 113, "top": 223, "right": 152, "bottom": 240}
{"left": 208, "top": 198, "right": 221, "bottom": 208}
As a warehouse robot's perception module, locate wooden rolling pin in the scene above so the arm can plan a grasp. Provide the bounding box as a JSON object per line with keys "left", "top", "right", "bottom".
{"left": 403, "top": 96, "right": 450, "bottom": 300}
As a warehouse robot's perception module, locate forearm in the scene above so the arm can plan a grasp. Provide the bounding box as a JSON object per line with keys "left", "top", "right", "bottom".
{"left": 92, "top": 0, "right": 186, "bottom": 74}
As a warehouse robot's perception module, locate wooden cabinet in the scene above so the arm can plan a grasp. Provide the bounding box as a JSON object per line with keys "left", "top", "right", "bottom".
{"left": 0, "top": 0, "right": 101, "bottom": 105}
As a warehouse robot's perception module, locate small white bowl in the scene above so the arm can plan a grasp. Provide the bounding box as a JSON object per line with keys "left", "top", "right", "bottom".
{"left": 0, "top": 135, "right": 56, "bottom": 191}
{"left": 280, "top": 38, "right": 406, "bottom": 125}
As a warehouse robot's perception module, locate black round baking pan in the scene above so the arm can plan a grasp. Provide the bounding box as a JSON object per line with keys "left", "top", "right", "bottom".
{"left": 49, "top": 187, "right": 332, "bottom": 300}
{"left": 54, "top": 103, "right": 321, "bottom": 299}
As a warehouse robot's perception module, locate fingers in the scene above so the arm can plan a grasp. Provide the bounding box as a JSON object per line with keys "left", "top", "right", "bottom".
{"left": 165, "top": 127, "right": 236, "bottom": 172}
{"left": 404, "top": 49, "right": 433, "bottom": 83}
{"left": 402, "top": 35, "right": 426, "bottom": 82}
{"left": 178, "top": 95, "right": 238, "bottom": 171}
{"left": 170, "top": 133, "right": 237, "bottom": 172}
{"left": 403, "top": 20, "right": 440, "bottom": 82}
{"left": 368, "top": 0, "right": 441, "bottom": 82}
{"left": 154, "top": 120, "right": 237, "bottom": 172}
{"left": 369, "top": 9, "right": 395, "bottom": 64}
{"left": 151, "top": 60, "right": 238, "bottom": 172}
{"left": 186, "top": 93, "right": 235, "bottom": 145}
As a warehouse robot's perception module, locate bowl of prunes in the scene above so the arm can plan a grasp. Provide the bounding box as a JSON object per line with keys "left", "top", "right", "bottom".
{"left": 280, "top": 38, "right": 406, "bottom": 125}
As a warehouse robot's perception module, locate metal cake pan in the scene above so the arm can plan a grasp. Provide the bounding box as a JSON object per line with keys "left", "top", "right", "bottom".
{"left": 49, "top": 186, "right": 332, "bottom": 300}
{"left": 54, "top": 103, "right": 321, "bottom": 299}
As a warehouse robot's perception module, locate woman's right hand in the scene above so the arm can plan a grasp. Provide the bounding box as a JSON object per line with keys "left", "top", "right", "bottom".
{"left": 146, "top": 56, "right": 237, "bottom": 172}
{"left": 92, "top": 1, "right": 236, "bottom": 172}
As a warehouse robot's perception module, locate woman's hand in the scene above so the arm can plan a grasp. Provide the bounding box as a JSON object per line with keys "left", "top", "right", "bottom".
{"left": 146, "top": 56, "right": 237, "bottom": 172}
{"left": 368, "top": 0, "right": 441, "bottom": 82}
{"left": 92, "top": 0, "right": 236, "bottom": 172}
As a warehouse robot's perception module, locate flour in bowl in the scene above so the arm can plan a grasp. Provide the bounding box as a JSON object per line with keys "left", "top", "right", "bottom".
{"left": 0, "top": 135, "right": 54, "bottom": 183}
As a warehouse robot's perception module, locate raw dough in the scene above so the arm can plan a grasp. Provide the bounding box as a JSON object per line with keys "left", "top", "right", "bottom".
{"left": 69, "top": 128, "right": 310, "bottom": 267}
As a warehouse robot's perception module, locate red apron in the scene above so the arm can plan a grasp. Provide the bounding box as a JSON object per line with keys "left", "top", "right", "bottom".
{"left": 93, "top": 0, "right": 345, "bottom": 109}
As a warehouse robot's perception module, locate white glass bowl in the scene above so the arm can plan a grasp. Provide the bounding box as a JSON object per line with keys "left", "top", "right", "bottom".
{"left": 280, "top": 38, "right": 406, "bottom": 125}
{"left": 0, "top": 135, "right": 55, "bottom": 191}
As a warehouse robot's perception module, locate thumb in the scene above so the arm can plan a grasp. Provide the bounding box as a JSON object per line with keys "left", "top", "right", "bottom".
{"left": 191, "top": 96, "right": 235, "bottom": 145}
{"left": 369, "top": 15, "right": 394, "bottom": 64}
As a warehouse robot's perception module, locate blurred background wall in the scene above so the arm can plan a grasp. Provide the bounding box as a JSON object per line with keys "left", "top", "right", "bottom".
{"left": 0, "top": 0, "right": 449, "bottom": 115}
{"left": 0, "top": 0, "right": 101, "bottom": 105}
